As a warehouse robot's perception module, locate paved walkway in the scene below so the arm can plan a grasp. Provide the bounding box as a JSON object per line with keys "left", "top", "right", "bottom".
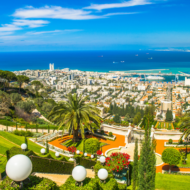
{"left": 34, "top": 169, "right": 95, "bottom": 186}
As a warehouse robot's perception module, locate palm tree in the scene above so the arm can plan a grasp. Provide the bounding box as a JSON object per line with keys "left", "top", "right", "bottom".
{"left": 48, "top": 93, "right": 102, "bottom": 142}
{"left": 179, "top": 113, "right": 190, "bottom": 140}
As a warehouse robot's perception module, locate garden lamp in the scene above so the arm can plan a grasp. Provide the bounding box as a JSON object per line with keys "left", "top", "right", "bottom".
{"left": 40, "top": 148, "right": 46, "bottom": 155}
{"left": 21, "top": 143, "right": 27, "bottom": 151}
{"left": 100, "top": 156, "right": 106, "bottom": 165}
{"left": 72, "top": 165, "right": 87, "bottom": 186}
{"left": 98, "top": 168, "right": 108, "bottom": 183}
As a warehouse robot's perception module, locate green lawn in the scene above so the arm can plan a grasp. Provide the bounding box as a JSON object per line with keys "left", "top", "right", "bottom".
{"left": 62, "top": 139, "right": 108, "bottom": 153}
{"left": 0, "top": 131, "right": 70, "bottom": 173}
{"left": 178, "top": 153, "right": 190, "bottom": 167}
{"left": 155, "top": 173, "right": 190, "bottom": 190}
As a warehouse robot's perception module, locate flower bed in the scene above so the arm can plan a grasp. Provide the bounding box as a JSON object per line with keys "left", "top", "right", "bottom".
{"left": 105, "top": 152, "right": 130, "bottom": 172}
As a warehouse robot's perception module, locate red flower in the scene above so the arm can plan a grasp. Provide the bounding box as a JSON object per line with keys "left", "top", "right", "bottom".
{"left": 97, "top": 150, "right": 102, "bottom": 155}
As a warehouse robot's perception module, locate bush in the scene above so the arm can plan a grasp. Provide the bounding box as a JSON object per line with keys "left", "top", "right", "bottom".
{"left": 108, "top": 132, "right": 113, "bottom": 137}
{"left": 168, "top": 139, "right": 173, "bottom": 144}
{"left": 74, "top": 155, "right": 97, "bottom": 169}
{"left": 0, "top": 175, "right": 58, "bottom": 190}
{"left": 10, "top": 93, "right": 21, "bottom": 105}
{"left": 178, "top": 139, "right": 183, "bottom": 144}
{"left": 13, "top": 130, "right": 33, "bottom": 137}
{"left": 30, "top": 155, "right": 74, "bottom": 174}
{"left": 94, "top": 161, "right": 113, "bottom": 178}
{"left": 59, "top": 176, "right": 98, "bottom": 190}
{"left": 98, "top": 177, "right": 118, "bottom": 190}
{"left": 85, "top": 138, "right": 100, "bottom": 154}
{"left": 16, "top": 100, "right": 35, "bottom": 113}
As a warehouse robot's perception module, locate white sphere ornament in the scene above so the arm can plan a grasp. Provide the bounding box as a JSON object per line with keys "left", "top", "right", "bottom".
{"left": 21, "top": 143, "right": 27, "bottom": 150}
{"left": 6, "top": 154, "right": 32, "bottom": 182}
{"left": 72, "top": 166, "right": 87, "bottom": 182}
{"left": 100, "top": 156, "right": 106, "bottom": 164}
{"left": 98, "top": 168, "right": 108, "bottom": 180}
{"left": 84, "top": 152, "right": 87, "bottom": 157}
{"left": 41, "top": 148, "right": 46, "bottom": 154}
{"left": 55, "top": 152, "right": 60, "bottom": 157}
{"left": 91, "top": 155, "right": 94, "bottom": 159}
{"left": 76, "top": 150, "right": 80, "bottom": 155}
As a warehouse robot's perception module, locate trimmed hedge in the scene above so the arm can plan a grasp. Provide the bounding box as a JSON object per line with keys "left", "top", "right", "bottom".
{"left": 0, "top": 175, "right": 58, "bottom": 190}
{"left": 98, "top": 177, "right": 118, "bottom": 190}
{"left": 30, "top": 155, "right": 74, "bottom": 174}
{"left": 74, "top": 155, "right": 97, "bottom": 169}
{"left": 85, "top": 138, "right": 100, "bottom": 154}
{"left": 7, "top": 147, "right": 73, "bottom": 174}
{"left": 59, "top": 176, "right": 98, "bottom": 190}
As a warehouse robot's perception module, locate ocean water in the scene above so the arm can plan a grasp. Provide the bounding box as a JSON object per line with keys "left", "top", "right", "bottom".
{"left": 0, "top": 50, "right": 190, "bottom": 74}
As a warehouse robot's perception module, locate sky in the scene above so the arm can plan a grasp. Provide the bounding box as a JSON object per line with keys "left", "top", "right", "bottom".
{"left": 0, "top": 0, "right": 189, "bottom": 51}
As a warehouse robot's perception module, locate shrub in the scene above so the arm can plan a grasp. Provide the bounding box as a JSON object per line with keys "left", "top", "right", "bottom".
{"left": 59, "top": 176, "right": 98, "bottom": 190}
{"left": 16, "top": 100, "right": 35, "bottom": 113}
{"left": 178, "top": 139, "right": 183, "bottom": 144}
{"left": 162, "top": 148, "right": 181, "bottom": 173}
{"left": 94, "top": 161, "right": 113, "bottom": 178}
{"left": 85, "top": 138, "right": 100, "bottom": 154}
{"left": 67, "top": 146, "right": 76, "bottom": 153}
{"left": 74, "top": 155, "right": 97, "bottom": 169}
{"left": 13, "top": 130, "right": 33, "bottom": 137}
{"left": 96, "top": 150, "right": 102, "bottom": 156}
{"left": 0, "top": 175, "right": 58, "bottom": 190}
{"left": 97, "top": 177, "right": 118, "bottom": 190}
{"left": 10, "top": 93, "right": 21, "bottom": 105}
{"left": 108, "top": 132, "right": 113, "bottom": 137}
{"left": 101, "top": 130, "right": 104, "bottom": 135}
{"left": 168, "top": 139, "right": 173, "bottom": 144}
{"left": 105, "top": 152, "right": 130, "bottom": 172}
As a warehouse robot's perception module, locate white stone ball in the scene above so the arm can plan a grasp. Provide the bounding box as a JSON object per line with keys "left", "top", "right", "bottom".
{"left": 100, "top": 156, "right": 106, "bottom": 163}
{"left": 84, "top": 152, "right": 87, "bottom": 157}
{"left": 91, "top": 155, "right": 94, "bottom": 159}
{"left": 41, "top": 148, "right": 46, "bottom": 154}
{"left": 76, "top": 150, "right": 80, "bottom": 155}
{"left": 6, "top": 154, "right": 32, "bottom": 182}
{"left": 72, "top": 166, "right": 87, "bottom": 182}
{"left": 21, "top": 143, "right": 27, "bottom": 150}
{"left": 98, "top": 168, "right": 108, "bottom": 180}
{"left": 55, "top": 152, "right": 60, "bottom": 157}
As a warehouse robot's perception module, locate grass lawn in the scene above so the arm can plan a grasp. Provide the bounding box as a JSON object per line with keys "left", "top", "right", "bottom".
{"left": 178, "top": 153, "right": 190, "bottom": 167}
{"left": 155, "top": 173, "right": 190, "bottom": 190}
{"left": 62, "top": 139, "right": 108, "bottom": 153}
{"left": 0, "top": 131, "right": 70, "bottom": 173}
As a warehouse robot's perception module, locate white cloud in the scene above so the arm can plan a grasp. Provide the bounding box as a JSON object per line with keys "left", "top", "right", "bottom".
{"left": 13, "top": 19, "right": 49, "bottom": 28}
{"left": 0, "top": 24, "right": 21, "bottom": 32}
{"left": 27, "top": 29, "right": 82, "bottom": 35}
{"left": 13, "top": 6, "right": 104, "bottom": 20}
{"left": 84, "top": 0, "right": 152, "bottom": 10}
{"left": 154, "top": 48, "right": 190, "bottom": 52}
{"left": 104, "top": 12, "right": 138, "bottom": 16}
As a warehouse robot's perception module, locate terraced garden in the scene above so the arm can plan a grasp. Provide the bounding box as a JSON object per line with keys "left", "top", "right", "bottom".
{"left": 155, "top": 121, "right": 174, "bottom": 130}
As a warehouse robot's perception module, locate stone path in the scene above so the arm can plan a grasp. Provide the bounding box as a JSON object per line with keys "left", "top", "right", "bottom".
{"left": 34, "top": 169, "right": 95, "bottom": 186}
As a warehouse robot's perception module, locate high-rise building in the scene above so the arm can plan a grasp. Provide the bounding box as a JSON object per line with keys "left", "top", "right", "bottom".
{"left": 49, "top": 63, "right": 54, "bottom": 71}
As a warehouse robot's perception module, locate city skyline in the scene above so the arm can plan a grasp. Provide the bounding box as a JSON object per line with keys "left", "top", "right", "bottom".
{"left": 0, "top": 0, "right": 189, "bottom": 51}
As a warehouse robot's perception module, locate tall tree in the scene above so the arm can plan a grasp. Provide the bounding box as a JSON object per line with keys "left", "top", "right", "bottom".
{"left": 133, "top": 139, "right": 139, "bottom": 190}
{"left": 179, "top": 113, "right": 190, "bottom": 140}
{"left": 31, "top": 80, "right": 43, "bottom": 96}
{"left": 138, "top": 122, "right": 156, "bottom": 190}
{"left": 17, "top": 75, "right": 30, "bottom": 93}
{"left": 48, "top": 93, "right": 102, "bottom": 142}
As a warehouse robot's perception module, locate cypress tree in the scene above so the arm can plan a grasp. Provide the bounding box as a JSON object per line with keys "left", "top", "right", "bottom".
{"left": 48, "top": 125, "right": 50, "bottom": 133}
{"left": 46, "top": 140, "right": 49, "bottom": 154}
{"left": 133, "top": 139, "right": 139, "bottom": 190}
{"left": 36, "top": 124, "right": 38, "bottom": 133}
{"left": 138, "top": 122, "right": 156, "bottom": 190}
{"left": 25, "top": 136, "right": 28, "bottom": 151}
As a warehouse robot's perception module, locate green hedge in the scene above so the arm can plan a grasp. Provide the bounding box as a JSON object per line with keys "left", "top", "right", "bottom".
{"left": 30, "top": 155, "right": 74, "bottom": 174}
{"left": 98, "top": 177, "right": 118, "bottom": 190}
{"left": 0, "top": 175, "right": 58, "bottom": 190}
{"left": 59, "top": 176, "right": 99, "bottom": 190}
{"left": 74, "top": 155, "right": 97, "bottom": 169}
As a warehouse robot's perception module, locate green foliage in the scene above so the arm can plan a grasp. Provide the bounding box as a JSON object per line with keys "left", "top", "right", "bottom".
{"left": 16, "top": 75, "right": 30, "bottom": 92}
{"left": 10, "top": 93, "right": 21, "bottom": 105}
{"left": 168, "top": 139, "right": 173, "bottom": 144}
{"left": 59, "top": 176, "right": 99, "bottom": 190}
{"left": 178, "top": 139, "right": 183, "bottom": 144}
{"left": 138, "top": 124, "right": 156, "bottom": 190}
{"left": 162, "top": 148, "right": 181, "bottom": 168}
{"left": 108, "top": 132, "right": 113, "bottom": 137}
{"left": 165, "top": 109, "right": 173, "bottom": 122}
{"left": 0, "top": 70, "right": 17, "bottom": 82}
{"left": 0, "top": 175, "right": 58, "bottom": 190}
{"left": 74, "top": 154, "right": 97, "bottom": 169}
{"left": 30, "top": 155, "right": 74, "bottom": 174}
{"left": 133, "top": 139, "right": 138, "bottom": 190}
{"left": 13, "top": 130, "right": 33, "bottom": 137}
{"left": 16, "top": 100, "right": 35, "bottom": 113}
{"left": 113, "top": 114, "right": 121, "bottom": 123}
{"left": 85, "top": 138, "right": 100, "bottom": 154}
{"left": 35, "top": 98, "right": 44, "bottom": 107}
{"left": 97, "top": 177, "right": 118, "bottom": 190}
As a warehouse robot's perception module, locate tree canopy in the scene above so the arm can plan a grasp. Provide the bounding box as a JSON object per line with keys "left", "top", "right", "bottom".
{"left": 17, "top": 75, "right": 30, "bottom": 92}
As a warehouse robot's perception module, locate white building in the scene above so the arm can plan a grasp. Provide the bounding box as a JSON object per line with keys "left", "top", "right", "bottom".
{"left": 185, "top": 77, "right": 190, "bottom": 86}
{"left": 49, "top": 63, "right": 54, "bottom": 71}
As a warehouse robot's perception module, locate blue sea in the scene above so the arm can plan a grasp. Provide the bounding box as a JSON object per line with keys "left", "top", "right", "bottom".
{"left": 0, "top": 50, "right": 190, "bottom": 75}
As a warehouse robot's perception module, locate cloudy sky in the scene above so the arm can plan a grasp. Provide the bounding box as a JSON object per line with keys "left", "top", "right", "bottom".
{"left": 0, "top": 0, "right": 189, "bottom": 51}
